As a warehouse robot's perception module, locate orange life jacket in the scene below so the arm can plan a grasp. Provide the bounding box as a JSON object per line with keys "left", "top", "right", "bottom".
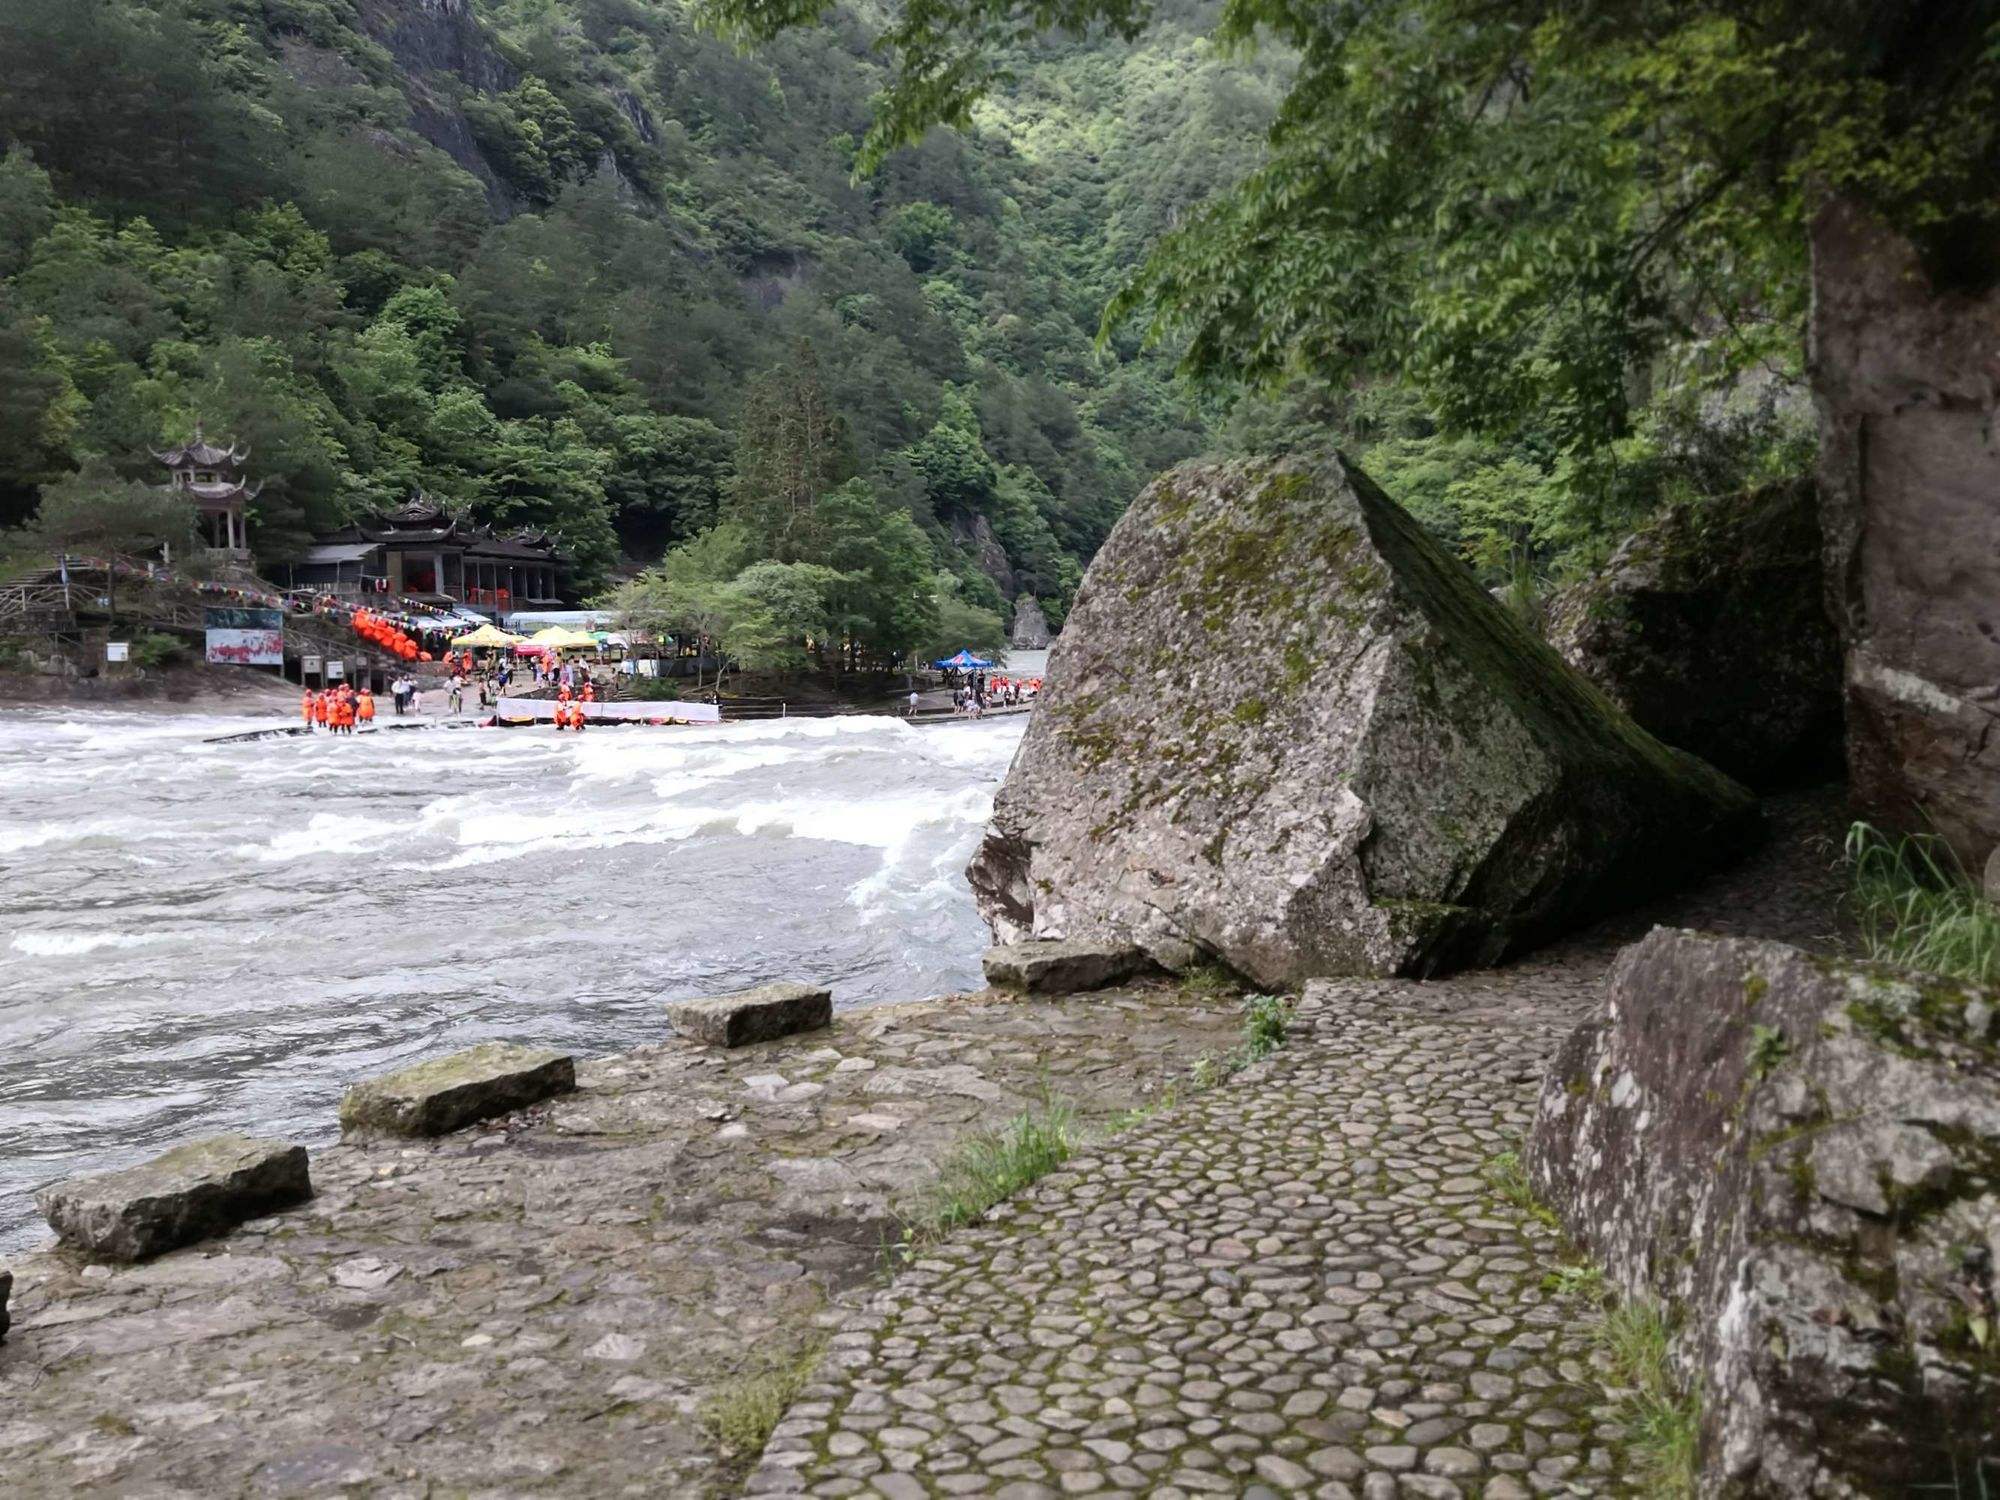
{"left": 357, "top": 693, "right": 375, "bottom": 721}
{"left": 313, "top": 696, "right": 328, "bottom": 723}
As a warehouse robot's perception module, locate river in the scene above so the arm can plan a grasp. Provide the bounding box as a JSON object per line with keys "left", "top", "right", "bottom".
{"left": 0, "top": 707, "right": 1026, "bottom": 1252}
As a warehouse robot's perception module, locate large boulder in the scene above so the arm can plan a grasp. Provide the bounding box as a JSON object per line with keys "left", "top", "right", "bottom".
{"left": 1812, "top": 198, "right": 2000, "bottom": 869}
{"left": 1546, "top": 477, "right": 1842, "bottom": 787}
{"left": 967, "top": 455, "right": 1759, "bottom": 986}
{"left": 1528, "top": 928, "right": 1999, "bottom": 1495}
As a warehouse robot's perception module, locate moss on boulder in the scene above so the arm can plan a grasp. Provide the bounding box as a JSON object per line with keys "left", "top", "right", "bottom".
{"left": 967, "top": 454, "right": 1760, "bottom": 985}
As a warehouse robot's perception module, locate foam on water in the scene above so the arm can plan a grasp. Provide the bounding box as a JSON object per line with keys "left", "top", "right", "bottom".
{"left": 10, "top": 931, "right": 175, "bottom": 957}
{"left": 0, "top": 705, "right": 1026, "bottom": 1251}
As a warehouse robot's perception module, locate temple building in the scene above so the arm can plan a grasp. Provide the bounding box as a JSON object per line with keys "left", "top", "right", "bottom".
{"left": 289, "top": 498, "right": 569, "bottom": 616}
{"left": 154, "top": 423, "right": 261, "bottom": 558}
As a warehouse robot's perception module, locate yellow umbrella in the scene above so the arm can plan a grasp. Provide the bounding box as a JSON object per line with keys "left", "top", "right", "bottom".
{"left": 451, "top": 622, "right": 526, "bottom": 648}
{"left": 530, "top": 625, "right": 600, "bottom": 649}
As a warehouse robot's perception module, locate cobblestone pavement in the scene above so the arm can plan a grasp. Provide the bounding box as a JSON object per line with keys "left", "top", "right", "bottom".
{"left": 749, "top": 793, "right": 1849, "bottom": 1498}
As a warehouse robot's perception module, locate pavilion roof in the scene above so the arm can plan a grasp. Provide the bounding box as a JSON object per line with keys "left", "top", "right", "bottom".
{"left": 152, "top": 421, "right": 249, "bottom": 471}
{"left": 183, "top": 478, "right": 262, "bottom": 506}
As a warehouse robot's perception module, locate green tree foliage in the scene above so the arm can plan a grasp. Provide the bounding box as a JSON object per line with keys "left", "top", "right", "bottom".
{"left": 708, "top": 0, "right": 1998, "bottom": 575}
{"left": 0, "top": 0, "right": 1275, "bottom": 605}
{"left": 30, "top": 461, "right": 194, "bottom": 557}
{"left": 728, "top": 341, "right": 854, "bottom": 560}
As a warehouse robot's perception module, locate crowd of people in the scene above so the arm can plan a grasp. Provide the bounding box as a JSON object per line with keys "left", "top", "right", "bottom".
{"left": 948, "top": 671, "right": 1041, "bottom": 719}
{"left": 299, "top": 683, "right": 375, "bottom": 734}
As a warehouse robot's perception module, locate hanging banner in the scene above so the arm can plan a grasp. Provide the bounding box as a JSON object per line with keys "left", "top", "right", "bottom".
{"left": 205, "top": 606, "right": 284, "bottom": 666}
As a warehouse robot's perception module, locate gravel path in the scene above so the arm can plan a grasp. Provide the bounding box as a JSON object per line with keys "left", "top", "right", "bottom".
{"left": 749, "top": 792, "right": 1848, "bottom": 1498}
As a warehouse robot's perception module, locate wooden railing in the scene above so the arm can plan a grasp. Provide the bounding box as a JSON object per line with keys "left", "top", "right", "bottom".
{"left": 0, "top": 582, "right": 75, "bottom": 629}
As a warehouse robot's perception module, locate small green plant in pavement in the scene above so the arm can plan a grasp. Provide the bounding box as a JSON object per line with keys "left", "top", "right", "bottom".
{"left": 899, "top": 1094, "right": 1078, "bottom": 1246}
{"left": 700, "top": 1337, "right": 827, "bottom": 1456}
{"left": 1847, "top": 822, "right": 2000, "bottom": 984}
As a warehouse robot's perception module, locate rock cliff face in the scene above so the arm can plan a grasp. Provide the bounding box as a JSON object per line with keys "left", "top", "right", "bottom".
{"left": 1812, "top": 198, "right": 2000, "bottom": 868}
{"left": 1546, "top": 478, "right": 1842, "bottom": 788}
{"left": 1010, "top": 595, "right": 1053, "bottom": 649}
{"left": 967, "top": 455, "right": 1759, "bottom": 985}
{"left": 1528, "top": 928, "right": 1999, "bottom": 1495}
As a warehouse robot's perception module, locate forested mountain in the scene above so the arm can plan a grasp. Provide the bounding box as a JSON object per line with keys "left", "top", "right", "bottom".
{"left": 0, "top": 0, "right": 1285, "bottom": 639}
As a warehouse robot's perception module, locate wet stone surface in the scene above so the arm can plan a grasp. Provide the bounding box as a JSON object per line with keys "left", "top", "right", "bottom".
{"left": 0, "top": 991, "right": 1242, "bottom": 1496}
{"left": 751, "top": 793, "right": 1848, "bottom": 1499}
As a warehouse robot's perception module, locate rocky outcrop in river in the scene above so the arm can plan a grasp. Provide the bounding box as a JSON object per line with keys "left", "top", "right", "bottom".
{"left": 1010, "top": 595, "right": 1052, "bottom": 649}
{"left": 1529, "top": 928, "right": 2000, "bottom": 1494}
{"left": 968, "top": 455, "right": 1759, "bottom": 985}
{"left": 1547, "top": 477, "right": 1842, "bottom": 787}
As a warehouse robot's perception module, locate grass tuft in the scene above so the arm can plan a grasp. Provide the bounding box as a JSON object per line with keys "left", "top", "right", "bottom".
{"left": 1187, "top": 993, "right": 1294, "bottom": 1088}
{"left": 1598, "top": 1299, "right": 1700, "bottom": 1497}
{"left": 699, "top": 1338, "right": 827, "bottom": 1457}
{"left": 1176, "top": 960, "right": 1244, "bottom": 1000}
{"left": 1483, "top": 1148, "right": 1700, "bottom": 1494}
{"left": 1746, "top": 1023, "right": 1791, "bottom": 1080}
{"left": 1483, "top": 1149, "right": 1558, "bottom": 1231}
{"left": 1847, "top": 822, "right": 2000, "bottom": 984}
{"left": 899, "top": 1095, "right": 1079, "bottom": 1246}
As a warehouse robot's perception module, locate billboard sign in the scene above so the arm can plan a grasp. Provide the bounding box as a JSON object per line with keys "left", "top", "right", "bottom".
{"left": 205, "top": 607, "right": 284, "bottom": 667}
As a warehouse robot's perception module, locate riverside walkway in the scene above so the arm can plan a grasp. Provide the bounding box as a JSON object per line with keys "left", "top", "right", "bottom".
{"left": 749, "top": 793, "right": 1846, "bottom": 1498}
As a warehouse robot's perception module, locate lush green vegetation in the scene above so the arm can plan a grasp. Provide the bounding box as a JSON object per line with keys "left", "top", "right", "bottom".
{"left": 0, "top": 0, "right": 1284, "bottom": 638}
{"left": 711, "top": 0, "right": 1997, "bottom": 584}
{"left": 15, "top": 1, "right": 1988, "bottom": 652}
{"left": 1846, "top": 823, "right": 2000, "bottom": 986}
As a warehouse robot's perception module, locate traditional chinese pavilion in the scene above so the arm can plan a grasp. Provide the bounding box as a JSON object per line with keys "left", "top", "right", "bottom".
{"left": 153, "top": 422, "right": 261, "bottom": 557}
{"left": 290, "top": 497, "right": 568, "bottom": 615}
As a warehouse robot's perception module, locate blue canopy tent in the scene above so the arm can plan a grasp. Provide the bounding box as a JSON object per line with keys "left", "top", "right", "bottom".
{"left": 933, "top": 650, "right": 994, "bottom": 670}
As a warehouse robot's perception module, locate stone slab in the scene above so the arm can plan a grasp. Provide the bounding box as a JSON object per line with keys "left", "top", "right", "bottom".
{"left": 339, "top": 1042, "right": 575, "bottom": 1138}
{"left": 667, "top": 981, "right": 831, "bottom": 1047}
{"left": 37, "top": 1134, "right": 311, "bottom": 1263}
{"left": 982, "top": 938, "right": 1152, "bottom": 995}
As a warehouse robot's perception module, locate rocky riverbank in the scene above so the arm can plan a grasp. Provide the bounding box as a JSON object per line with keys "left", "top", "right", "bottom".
{"left": 1, "top": 789, "right": 1856, "bottom": 1497}
{"left": 0, "top": 986, "right": 1245, "bottom": 1495}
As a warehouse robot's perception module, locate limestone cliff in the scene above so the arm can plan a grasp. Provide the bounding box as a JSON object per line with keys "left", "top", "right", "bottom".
{"left": 1812, "top": 198, "right": 2000, "bottom": 868}
{"left": 967, "top": 455, "right": 1760, "bottom": 985}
